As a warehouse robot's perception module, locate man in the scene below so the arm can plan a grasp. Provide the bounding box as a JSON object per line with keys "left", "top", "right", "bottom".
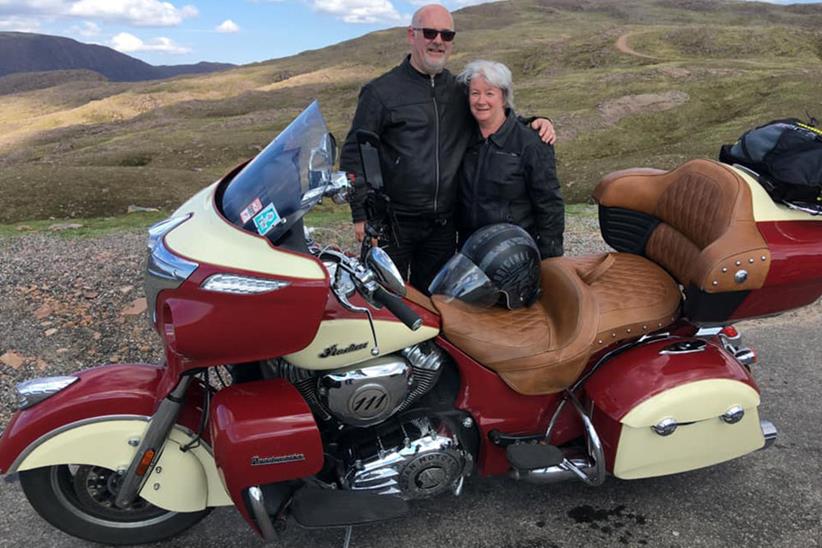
{"left": 340, "top": 3, "right": 555, "bottom": 293}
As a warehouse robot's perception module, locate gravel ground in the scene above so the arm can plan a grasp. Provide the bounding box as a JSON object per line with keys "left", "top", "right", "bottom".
{"left": 0, "top": 213, "right": 608, "bottom": 425}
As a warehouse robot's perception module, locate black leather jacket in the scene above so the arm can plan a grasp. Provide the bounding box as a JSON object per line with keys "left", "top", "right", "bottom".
{"left": 458, "top": 110, "right": 565, "bottom": 258}
{"left": 340, "top": 56, "right": 472, "bottom": 222}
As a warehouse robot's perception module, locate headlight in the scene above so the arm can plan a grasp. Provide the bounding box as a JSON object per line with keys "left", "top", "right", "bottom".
{"left": 16, "top": 376, "right": 79, "bottom": 410}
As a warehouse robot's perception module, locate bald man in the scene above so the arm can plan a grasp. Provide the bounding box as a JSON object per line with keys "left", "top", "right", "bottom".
{"left": 340, "top": 4, "right": 555, "bottom": 293}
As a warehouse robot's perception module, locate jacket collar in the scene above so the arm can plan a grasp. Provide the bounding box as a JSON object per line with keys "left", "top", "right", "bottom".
{"left": 401, "top": 54, "right": 449, "bottom": 84}
{"left": 474, "top": 109, "right": 517, "bottom": 147}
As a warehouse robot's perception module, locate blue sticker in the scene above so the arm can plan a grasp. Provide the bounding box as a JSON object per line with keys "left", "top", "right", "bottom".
{"left": 252, "top": 202, "right": 284, "bottom": 235}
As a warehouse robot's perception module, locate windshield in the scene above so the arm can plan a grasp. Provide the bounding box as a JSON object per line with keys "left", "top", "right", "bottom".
{"left": 220, "top": 101, "right": 335, "bottom": 243}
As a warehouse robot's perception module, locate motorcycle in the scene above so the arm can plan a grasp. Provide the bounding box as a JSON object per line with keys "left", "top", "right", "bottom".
{"left": 1, "top": 101, "right": 820, "bottom": 546}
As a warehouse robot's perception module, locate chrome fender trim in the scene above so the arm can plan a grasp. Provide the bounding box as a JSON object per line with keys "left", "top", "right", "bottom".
{"left": 11, "top": 416, "right": 232, "bottom": 511}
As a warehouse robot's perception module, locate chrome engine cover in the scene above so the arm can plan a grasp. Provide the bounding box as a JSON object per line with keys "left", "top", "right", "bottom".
{"left": 319, "top": 356, "right": 412, "bottom": 427}
{"left": 343, "top": 419, "right": 469, "bottom": 500}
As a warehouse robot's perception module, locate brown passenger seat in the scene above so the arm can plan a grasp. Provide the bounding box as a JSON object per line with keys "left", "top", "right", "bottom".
{"left": 432, "top": 253, "right": 680, "bottom": 395}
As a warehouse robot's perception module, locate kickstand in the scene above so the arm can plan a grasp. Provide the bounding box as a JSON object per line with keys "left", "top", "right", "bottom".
{"left": 342, "top": 526, "right": 353, "bottom": 548}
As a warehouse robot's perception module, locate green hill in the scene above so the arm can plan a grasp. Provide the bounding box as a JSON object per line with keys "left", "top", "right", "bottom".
{"left": 1, "top": 0, "right": 821, "bottom": 223}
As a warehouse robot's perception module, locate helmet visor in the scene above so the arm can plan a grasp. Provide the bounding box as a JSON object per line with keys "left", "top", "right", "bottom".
{"left": 427, "top": 253, "right": 500, "bottom": 308}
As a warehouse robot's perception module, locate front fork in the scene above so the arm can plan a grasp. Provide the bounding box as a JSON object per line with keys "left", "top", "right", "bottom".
{"left": 114, "top": 374, "right": 194, "bottom": 508}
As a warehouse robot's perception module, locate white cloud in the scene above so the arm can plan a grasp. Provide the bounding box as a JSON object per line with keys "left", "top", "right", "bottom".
{"left": 311, "top": 0, "right": 401, "bottom": 23}
{"left": 0, "top": 15, "right": 40, "bottom": 31}
{"left": 69, "top": 19, "right": 99, "bottom": 35}
{"left": 68, "top": 0, "right": 198, "bottom": 27}
{"left": 110, "top": 31, "right": 189, "bottom": 53}
{"left": 215, "top": 18, "right": 238, "bottom": 33}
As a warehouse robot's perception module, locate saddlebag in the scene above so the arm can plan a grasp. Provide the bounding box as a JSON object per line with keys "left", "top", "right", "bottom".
{"left": 584, "top": 338, "right": 765, "bottom": 480}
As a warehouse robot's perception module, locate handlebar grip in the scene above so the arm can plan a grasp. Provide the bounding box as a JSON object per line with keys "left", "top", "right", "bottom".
{"left": 373, "top": 286, "right": 422, "bottom": 331}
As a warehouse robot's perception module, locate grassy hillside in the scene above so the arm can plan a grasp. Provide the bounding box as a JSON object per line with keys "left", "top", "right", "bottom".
{"left": 1, "top": 0, "right": 821, "bottom": 223}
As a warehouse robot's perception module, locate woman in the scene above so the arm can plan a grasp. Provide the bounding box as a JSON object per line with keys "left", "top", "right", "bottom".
{"left": 456, "top": 60, "right": 564, "bottom": 258}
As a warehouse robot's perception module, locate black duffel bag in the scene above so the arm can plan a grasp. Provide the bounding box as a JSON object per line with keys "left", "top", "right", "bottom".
{"left": 719, "top": 118, "right": 822, "bottom": 208}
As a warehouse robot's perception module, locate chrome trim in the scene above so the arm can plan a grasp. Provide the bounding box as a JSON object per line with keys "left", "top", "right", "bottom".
{"left": 720, "top": 406, "right": 745, "bottom": 424}
{"left": 734, "top": 348, "right": 756, "bottom": 366}
{"left": 760, "top": 419, "right": 778, "bottom": 449}
{"left": 144, "top": 215, "right": 198, "bottom": 327}
{"left": 365, "top": 247, "right": 406, "bottom": 297}
{"left": 247, "top": 486, "right": 277, "bottom": 541}
{"left": 345, "top": 420, "right": 467, "bottom": 499}
{"left": 652, "top": 417, "right": 679, "bottom": 436}
{"left": 16, "top": 376, "right": 79, "bottom": 410}
{"left": 695, "top": 326, "right": 723, "bottom": 337}
{"left": 565, "top": 392, "right": 606, "bottom": 486}
{"left": 320, "top": 357, "right": 411, "bottom": 427}
{"left": 510, "top": 457, "right": 590, "bottom": 484}
{"left": 660, "top": 340, "right": 708, "bottom": 355}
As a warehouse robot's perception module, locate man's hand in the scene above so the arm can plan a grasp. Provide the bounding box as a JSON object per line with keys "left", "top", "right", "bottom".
{"left": 354, "top": 221, "right": 366, "bottom": 243}
{"left": 531, "top": 118, "right": 556, "bottom": 145}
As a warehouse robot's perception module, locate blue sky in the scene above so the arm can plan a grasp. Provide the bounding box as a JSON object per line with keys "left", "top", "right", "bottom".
{"left": 0, "top": 0, "right": 819, "bottom": 66}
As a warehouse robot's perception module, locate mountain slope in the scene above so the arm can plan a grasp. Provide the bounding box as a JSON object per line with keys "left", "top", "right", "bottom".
{"left": 0, "top": 32, "right": 234, "bottom": 82}
{"left": 1, "top": 0, "right": 822, "bottom": 223}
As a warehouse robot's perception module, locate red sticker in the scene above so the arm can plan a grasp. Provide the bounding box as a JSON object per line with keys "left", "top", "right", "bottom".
{"left": 240, "top": 198, "right": 263, "bottom": 224}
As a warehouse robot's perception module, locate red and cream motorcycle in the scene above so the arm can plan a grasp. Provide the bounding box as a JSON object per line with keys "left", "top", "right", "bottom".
{"left": 1, "top": 102, "right": 820, "bottom": 545}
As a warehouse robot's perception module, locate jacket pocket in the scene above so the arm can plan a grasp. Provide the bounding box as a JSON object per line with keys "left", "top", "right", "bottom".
{"left": 487, "top": 153, "right": 523, "bottom": 200}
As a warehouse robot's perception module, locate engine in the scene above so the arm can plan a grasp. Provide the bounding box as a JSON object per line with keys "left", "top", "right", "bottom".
{"left": 275, "top": 342, "right": 447, "bottom": 427}
{"left": 266, "top": 343, "right": 472, "bottom": 500}
{"left": 341, "top": 417, "right": 471, "bottom": 500}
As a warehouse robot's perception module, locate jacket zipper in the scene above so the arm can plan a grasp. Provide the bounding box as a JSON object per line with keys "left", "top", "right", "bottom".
{"left": 473, "top": 140, "right": 489, "bottom": 229}
{"left": 431, "top": 75, "right": 440, "bottom": 215}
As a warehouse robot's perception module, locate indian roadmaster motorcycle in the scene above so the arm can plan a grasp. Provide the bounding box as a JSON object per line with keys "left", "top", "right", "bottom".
{"left": 1, "top": 102, "right": 821, "bottom": 545}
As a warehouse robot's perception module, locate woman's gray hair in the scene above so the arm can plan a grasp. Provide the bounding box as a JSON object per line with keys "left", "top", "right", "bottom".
{"left": 457, "top": 59, "right": 515, "bottom": 109}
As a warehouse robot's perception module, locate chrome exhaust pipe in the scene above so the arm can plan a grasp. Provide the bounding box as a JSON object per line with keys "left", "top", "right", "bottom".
{"left": 509, "top": 458, "right": 594, "bottom": 484}
{"left": 760, "top": 419, "right": 777, "bottom": 450}
{"left": 247, "top": 486, "right": 277, "bottom": 541}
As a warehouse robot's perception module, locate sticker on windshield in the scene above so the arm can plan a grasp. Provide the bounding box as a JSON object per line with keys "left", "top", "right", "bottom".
{"left": 253, "top": 203, "right": 284, "bottom": 236}
{"left": 240, "top": 198, "right": 263, "bottom": 224}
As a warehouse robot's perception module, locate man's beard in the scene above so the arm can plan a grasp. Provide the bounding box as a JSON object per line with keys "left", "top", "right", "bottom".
{"left": 423, "top": 52, "right": 447, "bottom": 74}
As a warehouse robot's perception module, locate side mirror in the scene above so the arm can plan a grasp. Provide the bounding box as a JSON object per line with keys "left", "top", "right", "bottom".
{"left": 365, "top": 247, "right": 406, "bottom": 297}
{"left": 308, "top": 133, "right": 338, "bottom": 189}
{"left": 326, "top": 171, "right": 350, "bottom": 204}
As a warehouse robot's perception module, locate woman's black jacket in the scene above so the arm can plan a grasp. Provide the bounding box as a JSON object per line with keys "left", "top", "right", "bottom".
{"left": 458, "top": 110, "right": 565, "bottom": 258}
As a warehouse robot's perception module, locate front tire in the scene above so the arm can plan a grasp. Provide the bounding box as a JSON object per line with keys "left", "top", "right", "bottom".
{"left": 19, "top": 465, "right": 211, "bottom": 545}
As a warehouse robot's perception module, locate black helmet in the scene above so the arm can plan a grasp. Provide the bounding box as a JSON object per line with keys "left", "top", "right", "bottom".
{"left": 429, "top": 223, "right": 541, "bottom": 309}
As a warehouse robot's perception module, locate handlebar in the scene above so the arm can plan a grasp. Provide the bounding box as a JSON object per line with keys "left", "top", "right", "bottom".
{"left": 372, "top": 286, "right": 422, "bottom": 331}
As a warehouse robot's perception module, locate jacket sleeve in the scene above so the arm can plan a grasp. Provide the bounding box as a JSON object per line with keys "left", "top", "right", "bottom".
{"left": 339, "top": 85, "right": 387, "bottom": 223}
{"left": 523, "top": 143, "right": 565, "bottom": 258}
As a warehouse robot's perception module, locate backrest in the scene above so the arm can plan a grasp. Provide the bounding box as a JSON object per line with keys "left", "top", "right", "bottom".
{"left": 593, "top": 159, "right": 771, "bottom": 296}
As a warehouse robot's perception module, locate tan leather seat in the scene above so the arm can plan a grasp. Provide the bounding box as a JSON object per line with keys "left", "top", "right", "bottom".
{"left": 593, "top": 159, "right": 771, "bottom": 293}
{"left": 432, "top": 253, "right": 680, "bottom": 395}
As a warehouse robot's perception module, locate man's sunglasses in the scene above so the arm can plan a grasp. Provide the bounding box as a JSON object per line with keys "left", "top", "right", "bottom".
{"left": 412, "top": 27, "right": 456, "bottom": 42}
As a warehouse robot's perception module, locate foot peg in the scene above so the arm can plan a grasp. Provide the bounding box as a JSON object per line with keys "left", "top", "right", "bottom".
{"left": 506, "top": 443, "right": 564, "bottom": 470}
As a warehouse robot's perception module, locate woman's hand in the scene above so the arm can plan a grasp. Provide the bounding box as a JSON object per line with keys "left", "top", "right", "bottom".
{"left": 531, "top": 118, "right": 556, "bottom": 145}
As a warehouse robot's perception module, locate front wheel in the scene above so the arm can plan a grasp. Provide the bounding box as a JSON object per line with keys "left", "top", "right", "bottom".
{"left": 19, "top": 464, "right": 211, "bottom": 545}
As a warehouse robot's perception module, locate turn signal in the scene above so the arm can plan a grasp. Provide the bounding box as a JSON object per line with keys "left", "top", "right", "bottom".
{"left": 721, "top": 325, "right": 740, "bottom": 340}
{"left": 135, "top": 449, "right": 156, "bottom": 477}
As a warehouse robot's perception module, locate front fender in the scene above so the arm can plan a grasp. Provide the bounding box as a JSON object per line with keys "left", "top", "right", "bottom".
{"left": 0, "top": 364, "right": 232, "bottom": 511}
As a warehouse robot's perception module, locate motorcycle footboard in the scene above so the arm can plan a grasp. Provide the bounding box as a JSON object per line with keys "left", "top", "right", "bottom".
{"left": 291, "top": 488, "right": 408, "bottom": 528}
